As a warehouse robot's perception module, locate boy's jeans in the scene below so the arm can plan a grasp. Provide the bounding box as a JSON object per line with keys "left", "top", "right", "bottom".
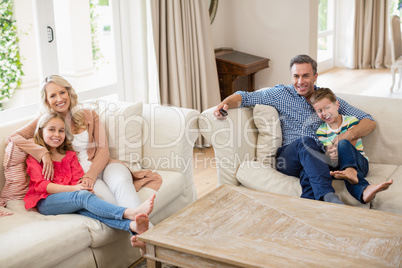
{"left": 332, "top": 139, "right": 370, "bottom": 203}
{"left": 37, "top": 190, "right": 131, "bottom": 231}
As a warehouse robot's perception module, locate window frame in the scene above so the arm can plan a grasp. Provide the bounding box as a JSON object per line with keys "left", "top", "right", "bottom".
{"left": 0, "top": 0, "right": 125, "bottom": 123}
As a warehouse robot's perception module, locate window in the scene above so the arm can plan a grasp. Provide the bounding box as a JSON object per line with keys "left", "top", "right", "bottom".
{"left": 0, "top": 0, "right": 123, "bottom": 122}
{"left": 317, "top": 0, "right": 335, "bottom": 72}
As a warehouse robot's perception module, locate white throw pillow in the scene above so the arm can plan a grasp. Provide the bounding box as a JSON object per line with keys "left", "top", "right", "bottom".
{"left": 95, "top": 100, "right": 143, "bottom": 172}
{"left": 253, "top": 104, "right": 282, "bottom": 168}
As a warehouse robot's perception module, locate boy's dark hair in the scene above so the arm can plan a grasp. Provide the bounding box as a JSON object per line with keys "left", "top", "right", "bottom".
{"left": 289, "top": 55, "right": 318, "bottom": 75}
{"left": 310, "top": 87, "right": 337, "bottom": 106}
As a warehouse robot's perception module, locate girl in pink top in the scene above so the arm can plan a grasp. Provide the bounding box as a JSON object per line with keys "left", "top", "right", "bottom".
{"left": 24, "top": 112, "right": 153, "bottom": 254}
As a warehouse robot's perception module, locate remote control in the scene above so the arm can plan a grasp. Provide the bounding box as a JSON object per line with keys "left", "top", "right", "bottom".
{"left": 219, "top": 108, "right": 228, "bottom": 117}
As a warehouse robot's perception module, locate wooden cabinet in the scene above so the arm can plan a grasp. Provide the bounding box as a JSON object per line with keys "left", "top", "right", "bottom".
{"left": 215, "top": 48, "right": 270, "bottom": 100}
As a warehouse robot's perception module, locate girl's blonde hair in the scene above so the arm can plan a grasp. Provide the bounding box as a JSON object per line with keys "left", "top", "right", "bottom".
{"left": 40, "top": 75, "right": 86, "bottom": 132}
{"left": 34, "top": 112, "right": 74, "bottom": 155}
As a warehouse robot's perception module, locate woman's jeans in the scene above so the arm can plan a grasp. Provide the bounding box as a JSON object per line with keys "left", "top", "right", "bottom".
{"left": 276, "top": 137, "right": 335, "bottom": 200}
{"left": 332, "top": 139, "right": 369, "bottom": 203}
{"left": 37, "top": 190, "right": 132, "bottom": 231}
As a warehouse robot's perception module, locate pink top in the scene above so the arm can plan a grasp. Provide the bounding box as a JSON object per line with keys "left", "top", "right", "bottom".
{"left": 24, "top": 151, "right": 85, "bottom": 209}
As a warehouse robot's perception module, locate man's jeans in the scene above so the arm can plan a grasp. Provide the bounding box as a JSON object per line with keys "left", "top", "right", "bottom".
{"left": 37, "top": 190, "right": 131, "bottom": 231}
{"left": 332, "top": 139, "right": 369, "bottom": 203}
{"left": 276, "top": 137, "right": 334, "bottom": 200}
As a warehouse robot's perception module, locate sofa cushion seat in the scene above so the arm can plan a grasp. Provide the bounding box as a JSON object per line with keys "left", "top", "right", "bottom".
{"left": 0, "top": 213, "right": 91, "bottom": 267}
{"left": 43, "top": 213, "right": 129, "bottom": 248}
{"left": 1, "top": 169, "right": 186, "bottom": 251}
{"left": 236, "top": 160, "right": 302, "bottom": 198}
{"left": 237, "top": 161, "right": 399, "bottom": 211}
{"left": 5, "top": 200, "right": 130, "bottom": 248}
{"left": 371, "top": 165, "right": 402, "bottom": 214}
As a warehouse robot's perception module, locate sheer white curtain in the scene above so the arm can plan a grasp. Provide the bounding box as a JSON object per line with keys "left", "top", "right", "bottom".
{"left": 119, "top": 0, "right": 160, "bottom": 104}
{"left": 344, "top": 0, "right": 391, "bottom": 69}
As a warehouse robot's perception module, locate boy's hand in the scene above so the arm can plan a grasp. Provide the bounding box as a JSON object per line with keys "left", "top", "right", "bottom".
{"left": 327, "top": 144, "right": 338, "bottom": 161}
{"left": 330, "top": 134, "right": 357, "bottom": 147}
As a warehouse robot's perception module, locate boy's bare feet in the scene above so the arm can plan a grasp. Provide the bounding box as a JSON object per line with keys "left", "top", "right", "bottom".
{"left": 131, "top": 235, "right": 146, "bottom": 257}
{"left": 330, "top": 167, "right": 359, "bottom": 184}
{"left": 362, "top": 179, "right": 393, "bottom": 203}
{"left": 123, "top": 194, "right": 156, "bottom": 221}
{"left": 129, "top": 213, "right": 150, "bottom": 235}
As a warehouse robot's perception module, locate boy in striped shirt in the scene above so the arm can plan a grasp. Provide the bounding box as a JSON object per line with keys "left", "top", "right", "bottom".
{"left": 311, "top": 88, "right": 392, "bottom": 203}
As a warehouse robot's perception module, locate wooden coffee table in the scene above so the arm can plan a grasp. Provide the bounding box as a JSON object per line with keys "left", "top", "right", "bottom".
{"left": 139, "top": 185, "right": 402, "bottom": 267}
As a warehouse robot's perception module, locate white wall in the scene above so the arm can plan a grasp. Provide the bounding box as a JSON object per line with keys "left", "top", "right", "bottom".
{"left": 211, "top": 0, "right": 319, "bottom": 89}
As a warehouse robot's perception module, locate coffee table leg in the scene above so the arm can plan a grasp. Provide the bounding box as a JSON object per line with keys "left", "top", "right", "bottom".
{"left": 145, "top": 244, "right": 162, "bottom": 268}
{"left": 147, "top": 259, "right": 161, "bottom": 268}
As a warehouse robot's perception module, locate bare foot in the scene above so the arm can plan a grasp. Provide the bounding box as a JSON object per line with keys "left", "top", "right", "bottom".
{"left": 123, "top": 194, "right": 156, "bottom": 221}
{"left": 129, "top": 213, "right": 149, "bottom": 235}
{"left": 362, "top": 179, "right": 393, "bottom": 203}
{"left": 131, "top": 235, "right": 146, "bottom": 257}
{"left": 330, "top": 167, "right": 359, "bottom": 184}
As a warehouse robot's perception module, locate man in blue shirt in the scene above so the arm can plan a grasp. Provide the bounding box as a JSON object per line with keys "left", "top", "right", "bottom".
{"left": 213, "top": 55, "right": 376, "bottom": 204}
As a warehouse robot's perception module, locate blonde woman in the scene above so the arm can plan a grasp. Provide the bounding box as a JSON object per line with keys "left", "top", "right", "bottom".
{"left": 8, "top": 75, "right": 161, "bottom": 211}
{"left": 24, "top": 112, "right": 153, "bottom": 252}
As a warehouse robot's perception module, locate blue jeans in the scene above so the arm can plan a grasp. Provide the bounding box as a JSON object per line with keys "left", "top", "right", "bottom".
{"left": 332, "top": 139, "right": 369, "bottom": 203}
{"left": 37, "top": 190, "right": 132, "bottom": 231}
{"left": 276, "top": 137, "right": 335, "bottom": 200}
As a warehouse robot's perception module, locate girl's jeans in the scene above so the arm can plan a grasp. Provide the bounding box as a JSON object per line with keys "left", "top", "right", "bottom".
{"left": 37, "top": 190, "right": 132, "bottom": 231}
{"left": 332, "top": 139, "right": 369, "bottom": 203}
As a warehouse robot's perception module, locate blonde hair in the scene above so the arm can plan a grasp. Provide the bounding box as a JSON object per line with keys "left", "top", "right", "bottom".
{"left": 34, "top": 112, "right": 74, "bottom": 155}
{"left": 40, "top": 75, "right": 86, "bottom": 132}
{"left": 310, "top": 87, "right": 337, "bottom": 106}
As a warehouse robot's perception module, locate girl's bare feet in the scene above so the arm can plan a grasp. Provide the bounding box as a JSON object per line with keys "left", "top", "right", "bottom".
{"left": 129, "top": 214, "right": 150, "bottom": 257}
{"left": 330, "top": 167, "right": 359, "bottom": 184}
{"left": 362, "top": 179, "right": 393, "bottom": 203}
{"left": 129, "top": 213, "right": 150, "bottom": 235}
{"left": 131, "top": 235, "right": 146, "bottom": 257}
{"left": 123, "top": 194, "right": 156, "bottom": 221}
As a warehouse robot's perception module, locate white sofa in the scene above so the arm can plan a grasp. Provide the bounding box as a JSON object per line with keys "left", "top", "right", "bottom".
{"left": 0, "top": 101, "right": 200, "bottom": 268}
{"left": 200, "top": 93, "right": 402, "bottom": 215}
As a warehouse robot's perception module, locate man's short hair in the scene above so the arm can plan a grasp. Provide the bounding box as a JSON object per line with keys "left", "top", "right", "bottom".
{"left": 310, "top": 87, "right": 337, "bottom": 106}
{"left": 289, "top": 55, "right": 318, "bottom": 75}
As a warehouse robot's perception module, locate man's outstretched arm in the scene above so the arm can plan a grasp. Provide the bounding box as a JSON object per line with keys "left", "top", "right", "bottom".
{"left": 213, "top": 93, "right": 243, "bottom": 119}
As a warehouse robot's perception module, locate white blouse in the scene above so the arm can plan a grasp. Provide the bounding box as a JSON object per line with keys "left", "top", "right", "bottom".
{"left": 72, "top": 130, "right": 92, "bottom": 173}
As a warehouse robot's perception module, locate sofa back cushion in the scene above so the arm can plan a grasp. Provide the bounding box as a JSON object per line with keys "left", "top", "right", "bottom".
{"left": 253, "top": 104, "right": 282, "bottom": 168}
{"left": 337, "top": 93, "right": 402, "bottom": 165}
{"left": 94, "top": 100, "right": 143, "bottom": 172}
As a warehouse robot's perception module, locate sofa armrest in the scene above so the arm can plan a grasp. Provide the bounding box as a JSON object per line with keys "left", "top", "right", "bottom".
{"left": 199, "top": 106, "right": 258, "bottom": 186}
{"left": 142, "top": 104, "right": 200, "bottom": 188}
